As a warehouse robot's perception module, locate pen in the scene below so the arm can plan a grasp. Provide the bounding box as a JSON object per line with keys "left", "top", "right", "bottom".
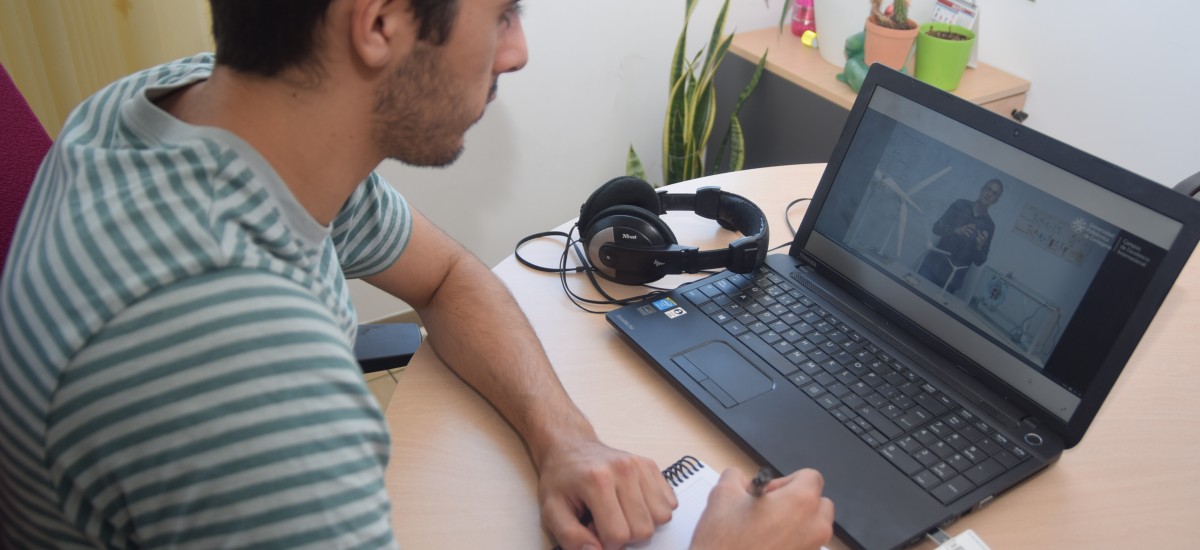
{"left": 751, "top": 467, "right": 773, "bottom": 497}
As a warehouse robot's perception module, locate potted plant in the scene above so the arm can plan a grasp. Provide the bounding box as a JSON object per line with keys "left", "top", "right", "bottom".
{"left": 626, "top": 0, "right": 772, "bottom": 187}
{"left": 914, "top": 22, "right": 976, "bottom": 91}
{"left": 863, "top": 0, "right": 918, "bottom": 71}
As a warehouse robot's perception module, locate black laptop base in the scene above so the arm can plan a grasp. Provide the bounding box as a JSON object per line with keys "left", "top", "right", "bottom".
{"left": 608, "top": 255, "right": 1060, "bottom": 549}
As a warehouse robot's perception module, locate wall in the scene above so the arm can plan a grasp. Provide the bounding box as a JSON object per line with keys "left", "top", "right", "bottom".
{"left": 0, "top": 0, "right": 212, "bottom": 138}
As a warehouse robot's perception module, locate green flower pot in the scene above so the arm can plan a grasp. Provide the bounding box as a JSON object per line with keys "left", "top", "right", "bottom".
{"left": 915, "top": 23, "right": 976, "bottom": 91}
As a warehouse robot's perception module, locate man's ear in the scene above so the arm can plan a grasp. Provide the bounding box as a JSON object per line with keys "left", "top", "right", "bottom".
{"left": 348, "top": 0, "right": 412, "bottom": 69}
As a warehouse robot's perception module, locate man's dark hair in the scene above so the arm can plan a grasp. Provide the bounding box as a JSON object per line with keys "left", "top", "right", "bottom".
{"left": 209, "top": 0, "right": 460, "bottom": 77}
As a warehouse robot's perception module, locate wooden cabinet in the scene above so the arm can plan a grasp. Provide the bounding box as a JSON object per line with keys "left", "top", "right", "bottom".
{"left": 707, "top": 27, "right": 1031, "bottom": 170}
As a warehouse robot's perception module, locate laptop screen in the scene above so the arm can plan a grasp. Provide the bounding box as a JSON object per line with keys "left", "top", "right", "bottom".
{"left": 801, "top": 86, "right": 1183, "bottom": 423}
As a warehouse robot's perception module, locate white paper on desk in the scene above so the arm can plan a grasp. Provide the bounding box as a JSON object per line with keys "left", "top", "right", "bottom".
{"left": 930, "top": 0, "right": 980, "bottom": 68}
{"left": 628, "top": 460, "right": 830, "bottom": 550}
{"left": 627, "top": 461, "right": 719, "bottom": 550}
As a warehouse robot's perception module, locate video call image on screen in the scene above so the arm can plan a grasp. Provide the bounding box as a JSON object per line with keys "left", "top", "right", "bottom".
{"left": 813, "top": 99, "right": 1166, "bottom": 379}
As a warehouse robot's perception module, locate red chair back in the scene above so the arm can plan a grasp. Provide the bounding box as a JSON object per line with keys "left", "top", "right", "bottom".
{"left": 1, "top": 62, "right": 53, "bottom": 268}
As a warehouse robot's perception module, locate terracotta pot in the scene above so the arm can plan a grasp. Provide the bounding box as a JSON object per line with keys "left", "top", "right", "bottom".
{"left": 863, "top": 17, "right": 919, "bottom": 72}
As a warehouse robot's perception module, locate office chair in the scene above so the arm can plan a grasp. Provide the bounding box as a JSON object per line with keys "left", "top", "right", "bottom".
{"left": 0, "top": 61, "right": 420, "bottom": 374}
{"left": 1176, "top": 171, "right": 1200, "bottom": 199}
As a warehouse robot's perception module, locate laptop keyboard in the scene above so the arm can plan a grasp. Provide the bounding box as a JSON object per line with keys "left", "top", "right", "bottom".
{"left": 682, "top": 267, "right": 1031, "bottom": 505}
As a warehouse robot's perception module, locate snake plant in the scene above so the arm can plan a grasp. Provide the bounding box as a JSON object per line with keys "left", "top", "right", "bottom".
{"left": 627, "top": 0, "right": 773, "bottom": 186}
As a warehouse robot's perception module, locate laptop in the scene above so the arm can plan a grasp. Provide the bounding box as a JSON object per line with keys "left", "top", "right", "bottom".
{"left": 607, "top": 64, "right": 1200, "bottom": 549}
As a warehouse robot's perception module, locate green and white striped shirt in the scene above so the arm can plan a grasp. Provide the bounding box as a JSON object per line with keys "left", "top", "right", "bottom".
{"left": 1, "top": 55, "right": 411, "bottom": 548}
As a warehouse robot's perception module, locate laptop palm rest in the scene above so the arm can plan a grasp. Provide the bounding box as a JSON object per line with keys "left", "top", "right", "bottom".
{"left": 672, "top": 342, "right": 773, "bottom": 407}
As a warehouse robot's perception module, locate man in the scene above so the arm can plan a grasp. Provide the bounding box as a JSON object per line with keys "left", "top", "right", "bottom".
{"left": 0, "top": 1, "right": 833, "bottom": 549}
{"left": 918, "top": 178, "right": 1004, "bottom": 294}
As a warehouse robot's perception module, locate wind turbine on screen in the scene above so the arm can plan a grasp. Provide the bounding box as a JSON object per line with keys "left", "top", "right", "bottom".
{"left": 875, "top": 166, "right": 952, "bottom": 258}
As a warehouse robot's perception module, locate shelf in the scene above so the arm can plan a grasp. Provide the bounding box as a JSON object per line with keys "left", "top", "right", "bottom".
{"left": 729, "top": 27, "right": 1030, "bottom": 117}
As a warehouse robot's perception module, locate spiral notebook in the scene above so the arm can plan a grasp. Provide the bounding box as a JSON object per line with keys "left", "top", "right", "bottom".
{"left": 628, "top": 456, "right": 718, "bottom": 550}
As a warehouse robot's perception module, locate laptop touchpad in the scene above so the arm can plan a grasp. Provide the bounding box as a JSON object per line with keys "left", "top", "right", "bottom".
{"left": 672, "top": 342, "right": 773, "bottom": 408}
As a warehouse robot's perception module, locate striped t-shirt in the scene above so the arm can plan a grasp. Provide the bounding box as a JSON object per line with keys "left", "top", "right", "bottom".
{"left": 0, "top": 55, "right": 411, "bottom": 548}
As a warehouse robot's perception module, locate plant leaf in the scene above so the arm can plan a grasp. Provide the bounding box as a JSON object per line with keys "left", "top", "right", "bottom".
{"left": 728, "top": 116, "right": 746, "bottom": 172}
{"left": 627, "top": 145, "right": 647, "bottom": 181}
{"left": 702, "top": 0, "right": 731, "bottom": 71}
{"left": 731, "top": 49, "right": 768, "bottom": 117}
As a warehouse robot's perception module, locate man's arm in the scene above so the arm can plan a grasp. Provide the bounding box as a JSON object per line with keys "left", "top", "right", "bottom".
{"left": 364, "top": 210, "right": 675, "bottom": 549}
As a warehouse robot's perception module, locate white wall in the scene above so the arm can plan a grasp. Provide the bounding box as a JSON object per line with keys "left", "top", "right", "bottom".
{"left": 353, "top": 0, "right": 1200, "bottom": 321}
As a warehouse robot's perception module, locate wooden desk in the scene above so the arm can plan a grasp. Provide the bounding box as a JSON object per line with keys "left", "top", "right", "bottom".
{"left": 708, "top": 28, "right": 1030, "bottom": 169}
{"left": 385, "top": 164, "right": 1200, "bottom": 549}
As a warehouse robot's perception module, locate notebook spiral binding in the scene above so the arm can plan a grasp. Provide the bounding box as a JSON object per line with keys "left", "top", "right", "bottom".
{"left": 661, "top": 455, "right": 705, "bottom": 487}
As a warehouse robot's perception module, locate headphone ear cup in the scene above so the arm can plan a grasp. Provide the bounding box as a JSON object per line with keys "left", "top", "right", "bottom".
{"left": 582, "top": 205, "right": 677, "bottom": 285}
{"left": 578, "top": 176, "right": 662, "bottom": 232}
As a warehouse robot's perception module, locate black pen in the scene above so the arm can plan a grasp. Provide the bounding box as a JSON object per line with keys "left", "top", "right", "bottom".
{"left": 751, "top": 467, "right": 773, "bottom": 497}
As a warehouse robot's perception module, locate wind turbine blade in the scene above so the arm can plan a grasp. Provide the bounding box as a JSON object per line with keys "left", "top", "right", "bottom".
{"left": 879, "top": 175, "right": 924, "bottom": 213}
{"left": 907, "top": 166, "right": 953, "bottom": 199}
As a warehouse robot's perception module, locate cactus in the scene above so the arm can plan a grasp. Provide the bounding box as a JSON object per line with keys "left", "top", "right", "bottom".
{"left": 869, "top": 0, "right": 915, "bottom": 30}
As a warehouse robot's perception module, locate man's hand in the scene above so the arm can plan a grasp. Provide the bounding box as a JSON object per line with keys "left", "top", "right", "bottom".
{"left": 975, "top": 229, "right": 989, "bottom": 250}
{"left": 955, "top": 223, "right": 977, "bottom": 237}
{"left": 690, "top": 468, "right": 834, "bottom": 550}
{"left": 540, "top": 440, "right": 677, "bottom": 550}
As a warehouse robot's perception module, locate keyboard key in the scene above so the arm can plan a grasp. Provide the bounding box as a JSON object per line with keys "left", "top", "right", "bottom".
{"left": 913, "top": 428, "right": 937, "bottom": 445}
{"left": 722, "top": 320, "right": 748, "bottom": 336}
{"left": 914, "top": 392, "right": 947, "bottom": 416}
{"left": 813, "top": 372, "right": 837, "bottom": 387}
{"left": 880, "top": 404, "right": 904, "bottom": 419}
{"left": 798, "top": 360, "right": 822, "bottom": 375}
{"left": 957, "top": 425, "right": 985, "bottom": 443}
{"left": 841, "top": 394, "right": 866, "bottom": 410}
{"left": 975, "top": 436, "right": 1001, "bottom": 456}
{"left": 930, "top": 462, "right": 956, "bottom": 479}
{"left": 875, "top": 383, "right": 899, "bottom": 399}
{"left": 788, "top": 372, "right": 812, "bottom": 387}
{"left": 701, "top": 302, "right": 724, "bottom": 315}
{"left": 927, "top": 420, "right": 952, "bottom": 438}
{"left": 963, "top": 458, "right": 1005, "bottom": 486}
{"left": 895, "top": 436, "right": 920, "bottom": 453}
{"left": 992, "top": 449, "right": 1021, "bottom": 469}
{"left": 827, "top": 383, "right": 852, "bottom": 398}
{"left": 853, "top": 406, "right": 903, "bottom": 439}
{"left": 944, "top": 432, "right": 970, "bottom": 451}
{"left": 911, "top": 448, "right": 938, "bottom": 467}
{"left": 771, "top": 357, "right": 799, "bottom": 377}
{"left": 945, "top": 453, "right": 971, "bottom": 472}
{"left": 960, "top": 445, "right": 985, "bottom": 464}
{"left": 1009, "top": 445, "right": 1030, "bottom": 461}
{"left": 880, "top": 444, "right": 924, "bottom": 475}
{"left": 913, "top": 470, "right": 941, "bottom": 489}
{"left": 815, "top": 393, "right": 841, "bottom": 410}
{"left": 928, "top": 440, "right": 955, "bottom": 459}
{"left": 894, "top": 408, "right": 932, "bottom": 430}
{"left": 931, "top": 476, "right": 976, "bottom": 505}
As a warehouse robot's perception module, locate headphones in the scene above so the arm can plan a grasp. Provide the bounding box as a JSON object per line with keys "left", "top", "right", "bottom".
{"left": 577, "top": 176, "right": 770, "bottom": 285}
